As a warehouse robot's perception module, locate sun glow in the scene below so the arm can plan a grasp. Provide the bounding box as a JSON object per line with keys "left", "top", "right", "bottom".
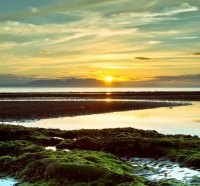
{"left": 104, "top": 76, "right": 113, "bottom": 83}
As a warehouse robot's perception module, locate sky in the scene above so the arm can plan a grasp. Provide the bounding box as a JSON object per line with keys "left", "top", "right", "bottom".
{"left": 0, "top": 0, "right": 200, "bottom": 86}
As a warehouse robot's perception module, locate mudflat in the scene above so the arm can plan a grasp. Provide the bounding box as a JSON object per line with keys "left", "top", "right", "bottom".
{"left": 0, "top": 91, "right": 195, "bottom": 121}
{"left": 0, "top": 91, "right": 200, "bottom": 100}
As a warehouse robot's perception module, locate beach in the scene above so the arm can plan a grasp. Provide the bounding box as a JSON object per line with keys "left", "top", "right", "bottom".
{"left": 1, "top": 91, "right": 199, "bottom": 121}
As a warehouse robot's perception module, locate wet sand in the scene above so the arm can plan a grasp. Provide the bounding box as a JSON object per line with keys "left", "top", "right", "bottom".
{"left": 0, "top": 91, "right": 198, "bottom": 121}
{"left": 0, "top": 91, "right": 200, "bottom": 101}
{"left": 0, "top": 100, "right": 185, "bottom": 121}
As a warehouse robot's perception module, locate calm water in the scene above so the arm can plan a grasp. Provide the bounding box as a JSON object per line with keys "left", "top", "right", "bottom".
{"left": 0, "top": 87, "right": 200, "bottom": 93}
{"left": 8, "top": 102, "right": 200, "bottom": 136}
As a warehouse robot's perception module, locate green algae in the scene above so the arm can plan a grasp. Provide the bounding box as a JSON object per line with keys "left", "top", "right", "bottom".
{"left": 0, "top": 141, "right": 143, "bottom": 185}
{"left": 0, "top": 124, "right": 199, "bottom": 185}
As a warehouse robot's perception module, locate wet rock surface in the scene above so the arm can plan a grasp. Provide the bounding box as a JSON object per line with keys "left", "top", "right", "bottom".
{"left": 128, "top": 157, "right": 200, "bottom": 185}
{"left": 0, "top": 124, "right": 200, "bottom": 185}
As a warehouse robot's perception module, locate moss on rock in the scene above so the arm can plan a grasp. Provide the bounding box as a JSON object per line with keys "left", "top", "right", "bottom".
{"left": 0, "top": 124, "right": 199, "bottom": 185}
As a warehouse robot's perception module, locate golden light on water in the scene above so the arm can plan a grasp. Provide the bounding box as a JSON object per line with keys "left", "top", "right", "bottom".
{"left": 105, "top": 98, "right": 112, "bottom": 102}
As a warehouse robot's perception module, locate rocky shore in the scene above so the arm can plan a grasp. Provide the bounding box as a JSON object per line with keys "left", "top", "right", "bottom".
{"left": 0, "top": 125, "right": 199, "bottom": 185}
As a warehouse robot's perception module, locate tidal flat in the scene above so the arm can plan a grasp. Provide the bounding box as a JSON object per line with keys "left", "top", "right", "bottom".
{"left": 1, "top": 91, "right": 199, "bottom": 121}
{"left": 0, "top": 124, "right": 199, "bottom": 186}
{"left": 1, "top": 91, "right": 200, "bottom": 101}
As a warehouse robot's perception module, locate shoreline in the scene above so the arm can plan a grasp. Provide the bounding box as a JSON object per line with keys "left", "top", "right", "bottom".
{"left": 0, "top": 91, "right": 196, "bottom": 121}
{"left": 0, "top": 91, "right": 200, "bottom": 101}
{"left": 0, "top": 100, "right": 188, "bottom": 121}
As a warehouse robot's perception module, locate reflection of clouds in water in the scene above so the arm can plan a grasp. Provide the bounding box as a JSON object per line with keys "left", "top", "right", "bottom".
{"left": 133, "top": 106, "right": 177, "bottom": 119}
{"left": 8, "top": 102, "right": 200, "bottom": 136}
{"left": 193, "top": 119, "right": 200, "bottom": 123}
{"left": 132, "top": 113, "right": 151, "bottom": 118}
{"left": 130, "top": 103, "right": 200, "bottom": 135}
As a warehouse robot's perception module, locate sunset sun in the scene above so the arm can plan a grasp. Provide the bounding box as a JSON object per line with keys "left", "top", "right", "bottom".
{"left": 104, "top": 76, "right": 113, "bottom": 83}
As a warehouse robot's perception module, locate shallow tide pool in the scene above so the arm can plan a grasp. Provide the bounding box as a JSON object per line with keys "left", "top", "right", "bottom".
{"left": 7, "top": 102, "right": 200, "bottom": 136}
{"left": 128, "top": 157, "right": 200, "bottom": 185}
{"left": 0, "top": 178, "right": 18, "bottom": 186}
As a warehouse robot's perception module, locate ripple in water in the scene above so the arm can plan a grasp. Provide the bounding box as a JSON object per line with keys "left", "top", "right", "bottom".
{"left": 128, "top": 157, "right": 200, "bottom": 185}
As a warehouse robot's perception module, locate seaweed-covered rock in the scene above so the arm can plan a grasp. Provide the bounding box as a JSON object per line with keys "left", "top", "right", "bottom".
{"left": 71, "top": 137, "right": 101, "bottom": 151}
{"left": 44, "top": 163, "right": 107, "bottom": 182}
{"left": 0, "top": 124, "right": 200, "bottom": 185}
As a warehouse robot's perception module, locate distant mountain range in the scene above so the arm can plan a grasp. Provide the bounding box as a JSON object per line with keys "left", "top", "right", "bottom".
{"left": 1, "top": 76, "right": 199, "bottom": 88}
{"left": 0, "top": 78, "right": 121, "bottom": 87}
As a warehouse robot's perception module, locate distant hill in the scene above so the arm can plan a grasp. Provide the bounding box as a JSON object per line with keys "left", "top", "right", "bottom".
{"left": 0, "top": 78, "right": 121, "bottom": 87}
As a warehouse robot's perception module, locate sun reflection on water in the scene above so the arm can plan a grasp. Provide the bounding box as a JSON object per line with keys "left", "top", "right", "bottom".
{"left": 105, "top": 98, "right": 112, "bottom": 102}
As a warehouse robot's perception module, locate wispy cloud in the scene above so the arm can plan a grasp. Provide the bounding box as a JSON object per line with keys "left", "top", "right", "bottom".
{"left": 40, "top": 50, "right": 50, "bottom": 55}
{"left": 148, "top": 40, "right": 161, "bottom": 45}
{"left": 127, "top": 74, "right": 200, "bottom": 87}
{"left": 147, "top": 3, "right": 198, "bottom": 17}
{"left": 134, "top": 57, "right": 152, "bottom": 60}
{"left": 30, "top": 7, "right": 38, "bottom": 13}
{"left": 174, "top": 36, "right": 200, "bottom": 40}
{"left": 0, "top": 0, "right": 116, "bottom": 20}
{"left": 193, "top": 53, "right": 200, "bottom": 56}
{"left": 0, "top": 0, "right": 199, "bottom": 84}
